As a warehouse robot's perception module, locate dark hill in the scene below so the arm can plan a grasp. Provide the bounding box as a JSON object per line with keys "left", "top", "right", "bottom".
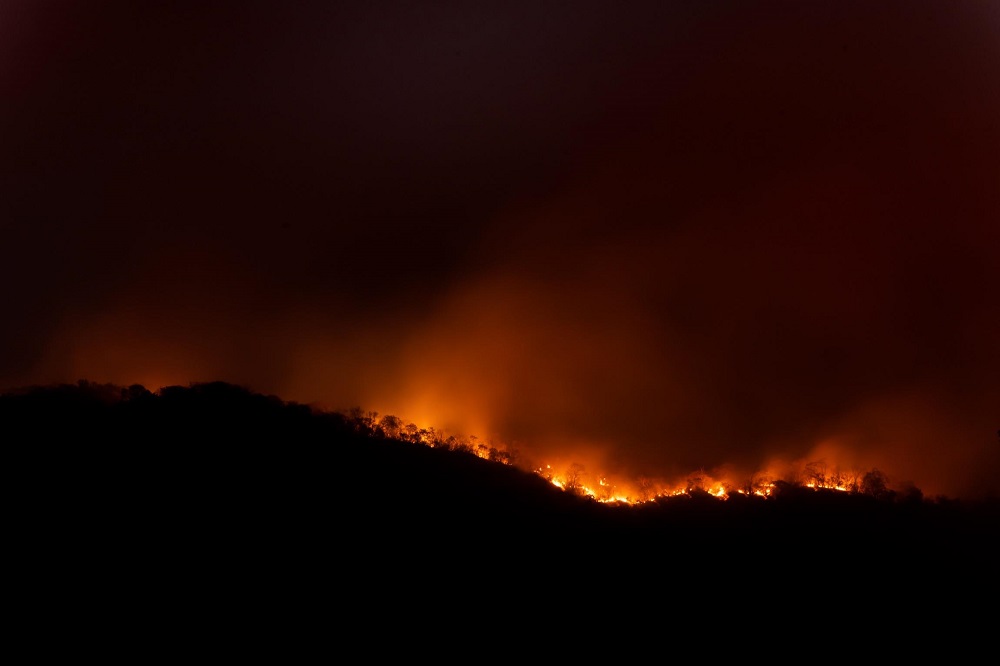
{"left": 4, "top": 380, "right": 612, "bottom": 535}
{"left": 5, "top": 380, "right": 997, "bottom": 593}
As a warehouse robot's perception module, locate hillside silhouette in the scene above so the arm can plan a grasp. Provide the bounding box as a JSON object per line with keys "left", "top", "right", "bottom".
{"left": 6, "top": 380, "right": 997, "bottom": 577}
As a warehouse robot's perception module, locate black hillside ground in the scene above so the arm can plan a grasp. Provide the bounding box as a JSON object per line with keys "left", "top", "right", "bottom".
{"left": 5, "top": 380, "right": 997, "bottom": 602}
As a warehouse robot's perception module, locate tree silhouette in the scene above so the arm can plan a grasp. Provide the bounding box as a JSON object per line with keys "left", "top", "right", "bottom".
{"left": 805, "top": 460, "right": 828, "bottom": 487}
{"left": 378, "top": 414, "right": 403, "bottom": 439}
{"left": 563, "top": 463, "right": 586, "bottom": 495}
{"left": 861, "top": 469, "right": 889, "bottom": 499}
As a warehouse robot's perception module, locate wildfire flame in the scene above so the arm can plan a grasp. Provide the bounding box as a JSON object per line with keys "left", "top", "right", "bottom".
{"left": 355, "top": 411, "right": 888, "bottom": 505}
{"left": 534, "top": 467, "right": 860, "bottom": 504}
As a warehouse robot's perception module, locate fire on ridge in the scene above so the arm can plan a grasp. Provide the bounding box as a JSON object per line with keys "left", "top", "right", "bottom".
{"left": 350, "top": 408, "right": 898, "bottom": 506}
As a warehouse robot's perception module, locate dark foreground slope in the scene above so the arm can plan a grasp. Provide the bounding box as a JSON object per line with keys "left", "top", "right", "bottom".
{"left": 5, "top": 381, "right": 997, "bottom": 588}
{"left": 5, "top": 380, "right": 609, "bottom": 532}
{"left": 5, "top": 380, "right": 994, "bottom": 657}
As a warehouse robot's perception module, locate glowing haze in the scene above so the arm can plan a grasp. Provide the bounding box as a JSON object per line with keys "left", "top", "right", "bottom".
{"left": 3, "top": 2, "right": 999, "bottom": 500}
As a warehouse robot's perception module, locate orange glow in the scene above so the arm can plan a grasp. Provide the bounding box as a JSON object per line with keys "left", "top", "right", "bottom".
{"left": 363, "top": 413, "right": 913, "bottom": 504}
{"left": 6, "top": 1, "right": 1000, "bottom": 515}
{"left": 529, "top": 457, "right": 886, "bottom": 504}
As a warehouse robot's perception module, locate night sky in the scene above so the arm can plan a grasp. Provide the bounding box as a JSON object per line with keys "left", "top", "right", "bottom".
{"left": 4, "top": 1, "right": 999, "bottom": 500}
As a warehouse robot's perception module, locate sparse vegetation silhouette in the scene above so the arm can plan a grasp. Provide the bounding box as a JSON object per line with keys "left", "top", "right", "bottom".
{"left": 4, "top": 380, "right": 997, "bottom": 549}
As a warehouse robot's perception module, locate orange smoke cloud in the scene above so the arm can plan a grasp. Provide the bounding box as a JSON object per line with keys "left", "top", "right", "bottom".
{"left": 6, "top": 1, "right": 999, "bottom": 501}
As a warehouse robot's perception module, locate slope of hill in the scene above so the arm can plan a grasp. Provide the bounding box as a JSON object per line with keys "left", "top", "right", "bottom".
{"left": 5, "top": 380, "right": 996, "bottom": 567}
{"left": 5, "top": 381, "right": 613, "bottom": 539}
{"left": 7, "top": 379, "right": 995, "bottom": 659}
